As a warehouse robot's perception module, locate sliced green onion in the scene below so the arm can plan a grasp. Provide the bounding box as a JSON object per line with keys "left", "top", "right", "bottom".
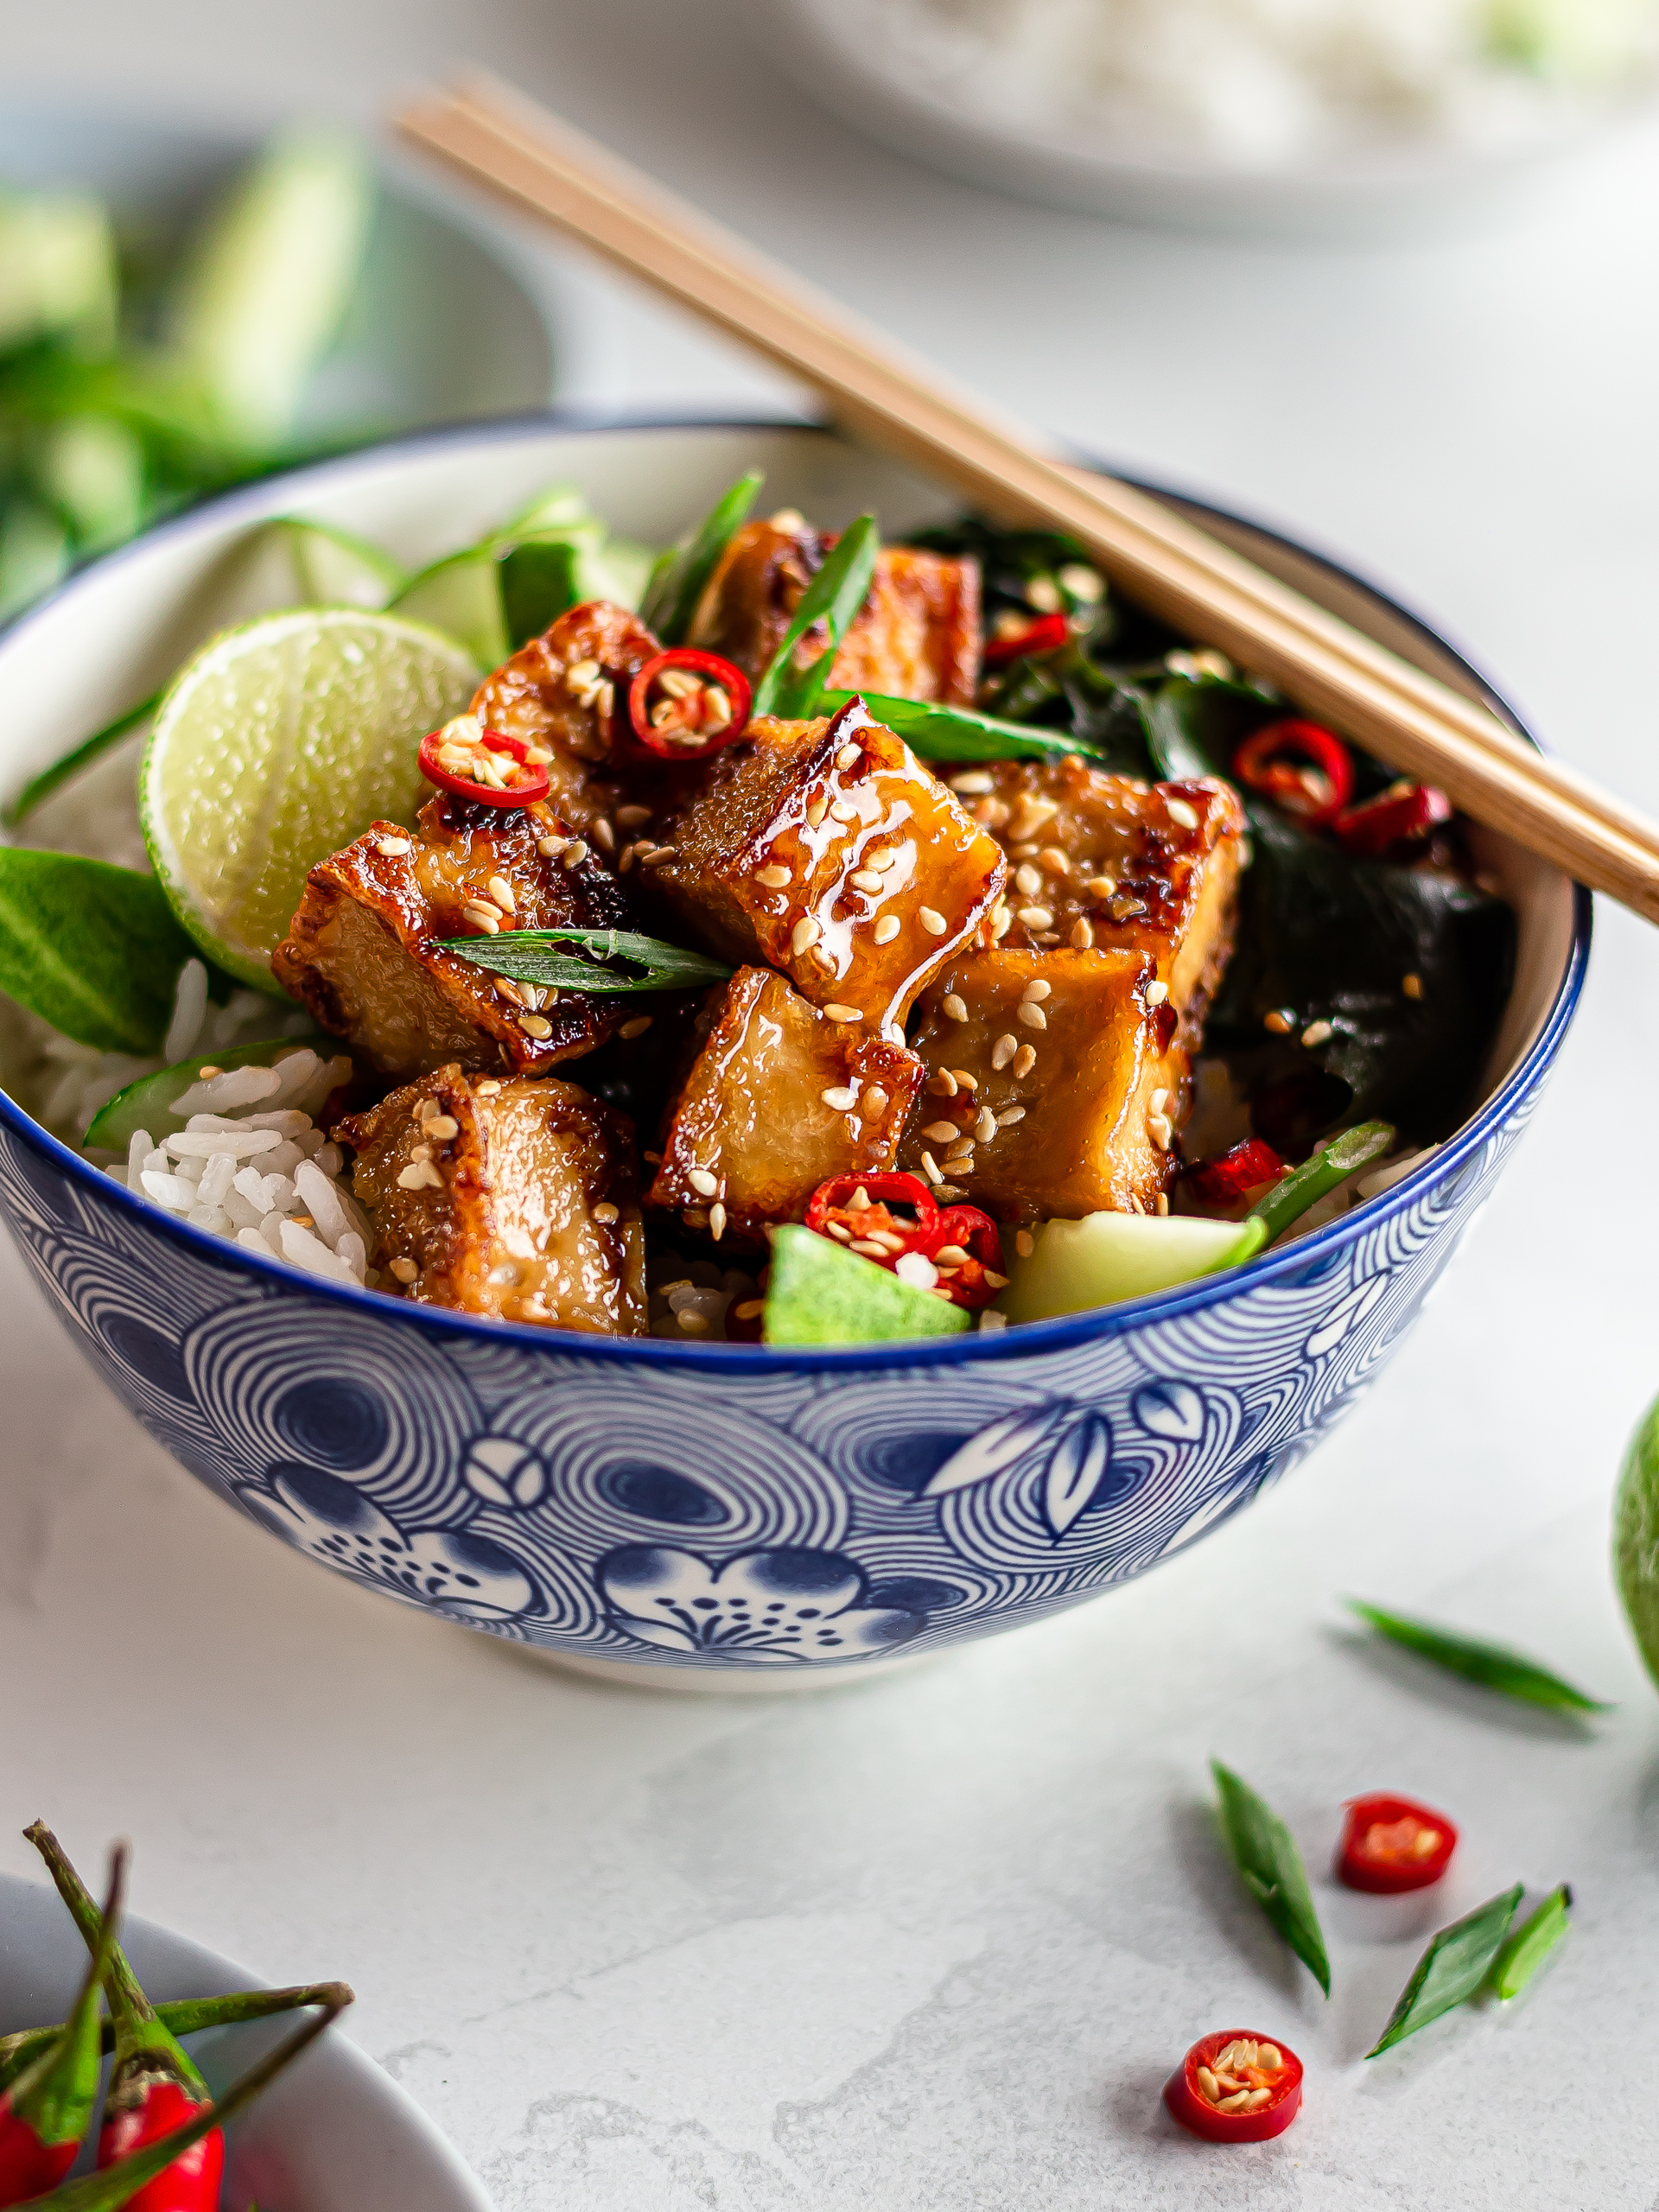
{"left": 1491, "top": 1885, "right": 1572, "bottom": 2000}
{"left": 439, "top": 925, "right": 732, "bottom": 996}
{"left": 1367, "top": 1887, "right": 1523, "bottom": 2057}
{"left": 753, "top": 515, "right": 879, "bottom": 720}
{"left": 1210, "top": 1759, "right": 1331, "bottom": 1996}
{"left": 819, "top": 690, "right": 1104, "bottom": 763}
{"left": 1345, "top": 1600, "right": 1611, "bottom": 1713}
{"left": 1249, "top": 1120, "right": 1395, "bottom": 1243}
{"left": 640, "top": 468, "right": 764, "bottom": 644}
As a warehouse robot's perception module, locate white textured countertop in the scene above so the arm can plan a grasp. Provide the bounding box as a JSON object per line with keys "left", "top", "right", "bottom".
{"left": 2, "top": 3, "right": 1659, "bottom": 2203}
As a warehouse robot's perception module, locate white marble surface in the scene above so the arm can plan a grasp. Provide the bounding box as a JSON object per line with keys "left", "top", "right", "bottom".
{"left": 3, "top": 2, "right": 1659, "bottom": 2203}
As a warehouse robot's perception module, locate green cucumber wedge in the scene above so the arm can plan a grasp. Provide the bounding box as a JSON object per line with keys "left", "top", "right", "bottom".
{"left": 85, "top": 1035, "right": 332, "bottom": 1152}
{"left": 764, "top": 1224, "right": 971, "bottom": 1346}
{"left": 1001, "top": 1211, "right": 1268, "bottom": 1325}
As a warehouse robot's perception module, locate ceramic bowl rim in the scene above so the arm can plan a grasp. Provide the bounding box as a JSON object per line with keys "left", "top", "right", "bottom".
{"left": 0, "top": 409, "right": 1593, "bottom": 1373}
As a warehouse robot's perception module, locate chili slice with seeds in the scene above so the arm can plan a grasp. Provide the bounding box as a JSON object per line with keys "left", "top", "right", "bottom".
{"left": 1334, "top": 779, "right": 1454, "bottom": 858}
{"left": 419, "top": 716, "right": 550, "bottom": 807}
{"left": 1233, "top": 721, "right": 1355, "bottom": 827}
{"left": 983, "top": 612, "right": 1071, "bottom": 668}
{"left": 628, "top": 649, "right": 751, "bottom": 760}
{"left": 1337, "top": 1793, "right": 1458, "bottom": 1893}
{"left": 931, "top": 1204, "right": 1006, "bottom": 1310}
{"left": 804, "top": 1173, "right": 940, "bottom": 1270}
{"left": 1163, "top": 2031, "right": 1302, "bottom": 2144}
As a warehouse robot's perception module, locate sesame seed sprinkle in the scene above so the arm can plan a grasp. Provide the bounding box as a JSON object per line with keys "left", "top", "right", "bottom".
{"left": 391, "top": 1256, "right": 419, "bottom": 1282}
{"left": 918, "top": 906, "right": 948, "bottom": 936}
{"left": 942, "top": 994, "right": 969, "bottom": 1022}
{"left": 874, "top": 914, "right": 900, "bottom": 944}
{"left": 1145, "top": 981, "right": 1170, "bottom": 1007}
{"left": 991, "top": 1033, "right": 1018, "bottom": 1069}
{"left": 1017, "top": 1001, "right": 1047, "bottom": 1031}
{"left": 1012, "top": 1045, "right": 1037, "bottom": 1078}
{"left": 1301, "top": 1019, "right": 1334, "bottom": 1048}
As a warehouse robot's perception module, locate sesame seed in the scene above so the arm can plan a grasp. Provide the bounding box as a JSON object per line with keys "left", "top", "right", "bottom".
{"left": 375, "top": 835, "right": 411, "bottom": 857}
{"left": 397, "top": 1160, "right": 444, "bottom": 1191}
{"left": 1021, "top": 978, "right": 1052, "bottom": 1003}
{"left": 933, "top": 1182, "right": 968, "bottom": 1201}
{"left": 996, "top": 1106, "right": 1027, "bottom": 1128}
{"left": 567, "top": 658, "right": 601, "bottom": 685}
{"left": 922, "top": 1120, "right": 961, "bottom": 1144}
{"left": 874, "top": 915, "right": 900, "bottom": 944}
{"left": 734, "top": 1298, "right": 766, "bottom": 1321}
{"left": 805, "top": 794, "right": 829, "bottom": 828}
{"left": 920, "top": 1152, "right": 944, "bottom": 1185}
{"left": 757, "top": 864, "right": 791, "bottom": 888}
{"left": 390, "top": 1255, "right": 419, "bottom": 1283}
{"left": 196, "top": 1065, "right": 223, "bottom": 1080}
{"left": 643, "top": 843, "right": 677, "bottom": 866}
{"left": 863, "top": 1085, "right": 890, "bottom": 1117}
{"left": 485, "top": 874, "right": 516, "bottom": 913}
{"left": 687, "top": 1168, "right": 720, "bottom": 1198}
{"left": 991, "top": 1033, "right": 1018, "bottom": 1069}
{"left": 616, "top": 803, "right": 652, "bottom": 828}
{"left": 1402, "top": 973, "right": 1424, "bottom": 1000}
{"left": 950, "top": 771, "right": 995, "bottom": 794}
{"left": 836, "top": 741, "right": 861, "bottom": 771}
{"left": 1071, "top": 918, "right": 1095, "bottom": 949}
{"left": 1016, "top": 906, "right": 1053, "bottom": 930}
{"left": 918, "top": 906, "right": 948, "bottom": 936}
{"left": 590, "top": 818, "right": 617, "bottom": 854}
{"left": 1165, "top": 797, "right": 1200, "bottom": 830}
{"left": 823, "top": 1002, "right": 862, "bottom": 1022}
{"left": 683, "top": 1207, "right": 709, "bottom": 1230}
{"left": 1039, "top": 847, "right": 1071, "bottom": 877}
{"left": 1150, "top": 1089, "right": 1169, "bottom": 1116}
{"left": 1012, "top": 1045, "right": 1036, "bottom": 1078}
{"left": 1156, "top": 1192, "right": 1170, "bottom": 1216}
{"left": 945, "top": 1140, "right": 976, "bottom": 1165}
{"left": 1109, "top": 893, "right": 1147, "bottom": 921}
{"left": 975, "top": 1107, "right": 998, "bottom": 1141}
{"left": 1007, "top": 796, "right": 1059, "bottom": 842}
{"left": 1301, "top": 1020, "right": 1334, "bottom": 1048}
{"left": 518, "top": 1013, "right": 554, "bottom": 1039}
{"left": 989, "top": 904, "right": 1013, "bottom": 942}
{"left": 850, "top": 869, "right": 883, "bottom": 893}
{"left": 475, "top": 1077, "right": 502, "bottom": 1096}
{"left": 824, "top": 1220, "right": 852, "bottom": 1242}
{"left": 1025, "top": 575, "right": 1062, "bottom": 613}
{"left": 619, "top": 1015, "right": 653, "bottom": 1039}
{"left": 562, "top": 840, "right": 589, "bottom": 869}
{"left": 974, "top": 797, "right": 1011, "bottom": 829}
{"left": 1148, "top": 1114, "right": 1173, "bottom": 1151}
{"left": 822, "top": 1084, "right": 861, "bottom": 1112}
{"left": 462, "top": 905, "right": 502, "bottom": 934}
{"left": 928, "top": 1069, "right": 959, "bottom": 1097}
{"left": 849, "top": 1237, "right": 889, "bottom": 1259}
{"left": 1145, "top": 982, "right": 1170, "bottom": 1007}
{"left": 537, "top": 835, "right": 569, "bottom": 858}
{"left": 938, "top": 993, "right": 967, "bottom": 1024}
{"left": 1017, "top": 1001, "right": 1047, "bottom": 1030}
{"left": 423, "top": 1115, "right": 459, "bottom": 1141}
{"left": 1015, "top": 1229, "right": 1035, "bottom": 1258}
{"left": 677, "top": 1308, "right": 710, "bottom": 1333}
{"left": 1084, "top": 874, "right": 1117, "bottom": 899}
{"left": 791, "top": 916, "right": 823, "bottom": 956}
{"left": 894, "top": 1250, "right": 938, "bottom": 1290}
{"left": 1014, "top": 862, "right": 1043, "bottom": 899}
{"left": 709, "top": 1202, "right": 727, "bottom": 1243}
{"left": 935, "top": 1243, "right": 971, "bottom": 1266}
{"left": 830, "top": 798, "right": 858, "bottom": 825}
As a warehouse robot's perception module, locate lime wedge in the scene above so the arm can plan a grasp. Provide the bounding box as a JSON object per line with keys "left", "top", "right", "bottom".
{"left": 141, "top": 607, "right": 480, "bottom": 991}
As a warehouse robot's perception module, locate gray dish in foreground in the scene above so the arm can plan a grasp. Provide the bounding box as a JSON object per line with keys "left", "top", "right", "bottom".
{"left": 0, "top": 1870, "right": 492, "bottom": 2212}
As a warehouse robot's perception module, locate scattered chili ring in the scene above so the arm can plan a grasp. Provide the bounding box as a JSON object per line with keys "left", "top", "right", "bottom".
{"left": 628, "top": 649, "right": 751, "bottom": 760}
{"left": 1184, "top": 1138, "right": 1285, "bottom": 1212}
{"left": 419, "top": 717, "right": 550, "bottom": 808}
{"left": 1337, "top": 1794, "right": 1458, "bottom": 1893}
{"left": 1233, "top": 721, "right": 1355, "bottom": 827}
{"left": 1163, "top": 2031, "right": 1302, "bottom": 2145}
{"left": 983, "top": 612, "right": 1071, "bottom": 668}
{"left": 804, "top": 1173, "right": 940, "bottom": 1271}
{"left": 1334, "top": 780, "right": 1454, "bottom": 858}
{"left": 931, "top": 1204, "right": 1007, "bottom": 1310}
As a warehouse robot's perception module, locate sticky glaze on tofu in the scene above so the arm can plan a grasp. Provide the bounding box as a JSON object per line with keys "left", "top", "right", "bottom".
{"left": 687, "top": 519, "right": 982, "bottom": 704}
{"left": 645, "top": 967, "right": 924, "bottom": 1244}
{"left": 340, "top": 1066, "right": 646, "bottom": 1334}
{"left": 271, "top": 792, "right": 634, "bottom": 1080}
{"left": 960, "top": 761, "right": 1244, "bottom": 1033}
{"left": 648, "top": 702, "right": 1007, "bottom": 1033}
{"left": 900, "top": 949, "right": 1186, "bottom": 1221}
{"left": 468, "top": 599, "right": 660, "bottom": 836}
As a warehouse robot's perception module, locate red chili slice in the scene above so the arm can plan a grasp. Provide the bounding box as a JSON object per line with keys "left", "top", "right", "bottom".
{"left": 1337, "top": 1794, "right": 1458, "bottom": 1893}
{"left": 1163, "top": 2031, "right": 1302, "bottom": 2144}
{"left": 805, "top": 1173, "right": 940, "bottom": 1274}
{"left": 931, "top": 1204, "right": 1007, "bottom": 1310}
{"left": 1334, "top": 779, "right": 1454, "bottom": 858}
{"left": 628, "top": 649, "right": 751, "bottom": 760}
{"left": 1184, "top": 1138, "right": 1285, "bottom": 1211}
{"left": 1233, "top": 721, "right": 1355, "bottom": 827}
{"left": 983, "top": 612, "right": 1071, "bottom": 668}
{"left": 419, "top": 718, "right": 550, "bottom": 808}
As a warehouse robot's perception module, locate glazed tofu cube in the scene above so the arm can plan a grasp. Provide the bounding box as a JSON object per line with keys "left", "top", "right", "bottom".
{"left": 900, "top": 948, "right": 1186, "bottom": 1221}
{"left": 649, "top": 702, "right": 1007, "bottom": 1031}
{"left": 957, "top": 760, "right": 1244, "bottom": 1033}
{"left": 271, "top": 791, "right": 635, "bottom": 1080}
{"left": 688, "top": 519, "right": 982, "bottom": 704}
{"left": 645, "top": 967, "right": 924, "bottom": 1243}
{"left": 340, "top": 1066, "right": 646, "bottom": 1334}
{"left": 468, "top": 599, "right": 661, "bottom": 836}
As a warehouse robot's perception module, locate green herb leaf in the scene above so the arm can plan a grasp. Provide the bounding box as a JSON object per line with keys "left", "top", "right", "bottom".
{"left": 640, "top": 468, "right": 764, "bottom": 644}
{"left": 1345, "top": 1600, "right": 1611, "bottom": 1713}
{"left": 753, "top": 515, "right": 880, "bottom": 720}
{"left": 1210, "top": 1758, "right": 1331, "bottom": 1995}
{"left": 438, "top": 925, "right": 733, "bottom": 996}
{"left": 0, "top": 849, "right": 194, "bottom": 1053}
{"left": 1367, "top": 1885, "right": 1523, "bottom": 2057}
{"left": 818, "top": 690, "right": 1104, "bottom": 764}
{"left": 1247, "top": 1120, "right": 1395, "bottom": 1243}
{"left": 1491, "top": 1884, "right": 1572, "bottom": 2000}
{"left": 3, "top": 689, "right": 161, "bottom": 829}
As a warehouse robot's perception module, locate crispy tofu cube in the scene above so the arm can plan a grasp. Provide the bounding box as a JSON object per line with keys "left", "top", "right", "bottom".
{"left": 271, "top": 792, "right": 635, "bottom": 1080}
{"left": 963, "top": 762, "right": 1244, "bottom": 1033}
{"left": 688, "top": 520, "right": 982, "bottom": 703}
{"left": 469, "top": 599, "right": 660, "bottom": 835}
{"left": 340, "top": 1066, "right": 646, "bottom": 1334}
{"left": 900, "top": 949, "right": 1186, "bottom": 1221}
{"left": 645, "top": 967, "right": 924, "bottom": 1243}
{"left": 649, "top": 702, "right": 1007, "bottom": 1031}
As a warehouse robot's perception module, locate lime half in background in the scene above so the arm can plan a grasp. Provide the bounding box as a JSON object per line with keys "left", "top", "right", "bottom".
{"left": 1615, "top": 1390, "right": 1659, "bottom": 1692}
{"left": 140, "top": 607, "right": 480, "bottom": 990}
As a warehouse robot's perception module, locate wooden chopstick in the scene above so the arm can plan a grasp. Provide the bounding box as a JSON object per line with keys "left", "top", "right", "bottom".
{"left": 395, "top": 75, "right": 1659, "bottom": 924}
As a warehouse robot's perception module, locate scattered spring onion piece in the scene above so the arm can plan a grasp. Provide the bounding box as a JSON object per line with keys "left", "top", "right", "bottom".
{"left": 1248, "top": 1121, "right": 1395, "bottom": 1243}
{"left": 0, "top": 850, "right": 195, "bottom": 1055}
{"left": 1491, "top": 1884, "right": 1573, "bottom": 2000}
{"left": 763, "top": 1223, "right": 970, "bottom": 1345}
{"left": 1210, "top": 1760, "right": 1331, "bottom": 1996}
{"left": 1162, "top": 2031, "right": 1303, "bottom": 2144}
{"left": 639, "top": 468, "right": 764, "bottom": 644}
{"left": 1365, "top": 1886, "right": 1523, "bottom": 2058}
{"left": 3, "top": 690, "right": 161, "bottom": 829}
{"left": 752, "top": 515, "right": 880, "bottom": 720}
{"left": 819, "top": 690, "right": 1105, "bottom": 764}
{"left": 1344, "top": 1599, "right": 1612, "bottom": 1713}
{"left": 440, "top": 925, "right": 733, "bottom": 996}
{"left": 1336, "top": 1793, "right": 1458, "bottom": 1893}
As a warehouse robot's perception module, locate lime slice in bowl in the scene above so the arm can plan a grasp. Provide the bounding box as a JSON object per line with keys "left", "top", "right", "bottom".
{"left": 140, "top": 607, "right": 480, "bottom": 990}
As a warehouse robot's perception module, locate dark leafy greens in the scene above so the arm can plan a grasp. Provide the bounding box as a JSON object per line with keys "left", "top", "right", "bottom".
{"left": 818, "top": 690, "right": 1104, "bottom": 764}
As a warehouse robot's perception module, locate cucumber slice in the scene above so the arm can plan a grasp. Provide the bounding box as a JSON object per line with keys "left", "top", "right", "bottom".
{"left": 1001, "top": 1211, "right": 1268, "bottom": 1325}
{"left": 0, "top": 188, "right": 116, "bottom": 352}
{"left": 38, "top": 417, "right": 145, "bottom": 550}
{"left": 763, "top": 1225, "right": 971, "bottom": 1346}
{"left": 389, "top": 550, "right": 508, "bottom": 671}
{"left": 86, "top": 1034, "right": 332, "bottom": 1151}
{"left": 282, "top": 518, "right": 404, "bottom": 609}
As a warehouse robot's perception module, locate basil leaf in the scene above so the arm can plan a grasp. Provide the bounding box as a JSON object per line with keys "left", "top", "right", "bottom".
{"left": 819, "top": 690, "right": 1104, "bottom": 764}
{"left": 1491, "top": 1884, "right": 1572, "bottom": 2000}
{"left": 0, "top": 849, "right": 194, "bottom": 1052}
{"left": 1346, "top": 1600, "right": 1611, "bottom": 1713}
{"left": 1248, "top": 1120, "right": 1395, "bottom": 1243}
{"left": 1210, "top": 1759, "right": 1331, "bottom": 1995}
{"left": 439, "top": 925, "right": 732, "bottom": 995}
{"left": 641, "top": 469, "right": 764, "bottom": 645}
{"left": 3, "top": 689, "right": 161, "bottom": 829}
{"left": 1367, "top": 1886, "right": 1523, "bottom": 2057}
{"left": 753, "top": 515, "right": 880, "bottom": 720}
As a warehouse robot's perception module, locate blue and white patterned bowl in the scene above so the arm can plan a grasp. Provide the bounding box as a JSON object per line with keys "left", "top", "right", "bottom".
{"left": 0, "top": 420, "right": 1589, "bottom": 1687}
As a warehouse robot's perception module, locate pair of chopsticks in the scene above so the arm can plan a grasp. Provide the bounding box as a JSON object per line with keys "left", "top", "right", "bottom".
{"left": 396, "top": 75, "right": 1659, "bottom": 925}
